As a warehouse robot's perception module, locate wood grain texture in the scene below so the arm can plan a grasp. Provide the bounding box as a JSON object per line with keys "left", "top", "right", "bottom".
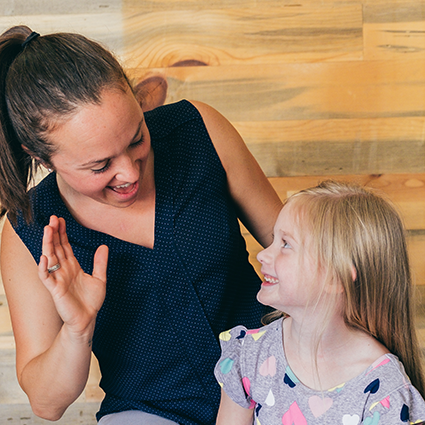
{"left": 234, "top": 117, "right": 425, "bottom": 177}
{"left": 122, "top": 4, "right": 363, "bottom": 68}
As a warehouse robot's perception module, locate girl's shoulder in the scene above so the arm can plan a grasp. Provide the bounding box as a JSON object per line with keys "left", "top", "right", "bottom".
{"left": 219, "top": 319, "right": 283, "bottom": 347}
{"left": 217, "top": 319, "right": 284, "bottom": 367}
{"left": 215, "top": 319, "right": 285, "bottom": 410}
{"left": 356, "top": 354, "right": 425, "bottom": 423}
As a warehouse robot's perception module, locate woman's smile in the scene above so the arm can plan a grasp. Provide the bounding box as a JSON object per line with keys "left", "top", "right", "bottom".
{"left": 49, "top": 86, "right": 153, "bottom": 210}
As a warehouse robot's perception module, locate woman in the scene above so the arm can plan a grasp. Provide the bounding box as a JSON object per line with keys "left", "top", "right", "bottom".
{"left": 0, "top": 26, "right": 282, "bottom": 424}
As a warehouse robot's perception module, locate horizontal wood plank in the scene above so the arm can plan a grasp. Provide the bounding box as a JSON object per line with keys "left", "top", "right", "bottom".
{"left": 0, "top": 14, "right": 124, "bottom": 57}
{"left": 128, "top": 58, "right": 425, "bottom": 121}
{"left": 364, "top": 21, "right": 425, "bottom": 60}
{"left": 233, "top": 117, "right": 425, "bottom": 177}
{"left": 364, "top": 1, "right": 425, "bottom": 23}
{"left": 123, "top": 4, "right": 363, "bottom": 68}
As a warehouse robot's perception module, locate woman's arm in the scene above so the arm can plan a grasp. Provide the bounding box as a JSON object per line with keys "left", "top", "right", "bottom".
{"left": 1, "top": 216, "right": 108, "bottom": 420}
{"left": 216, "top": 389, "right": 254, "bottom": 425}
{"left": 190, "top": 101, "right": 282, "bottom": 248}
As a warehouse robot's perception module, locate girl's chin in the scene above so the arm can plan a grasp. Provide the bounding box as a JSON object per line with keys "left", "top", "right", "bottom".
{"left": 256, "top": 290, "right": 270, "bottom": 306}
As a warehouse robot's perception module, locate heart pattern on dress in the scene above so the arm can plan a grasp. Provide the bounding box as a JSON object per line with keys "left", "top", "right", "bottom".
{"left": 219, "top": 330, "right": 231, "bottom": 341}
{"left": 259, "top": 356, "right": 277, "bottom": 377}
{"left": 281, "top": 402, "right": 307, "bottom": 425}
{"left": 236, "top": 330, "right": 246, "bottom": 339}
{"left": 363, "top": 411, "right": 380, "bottom": 425}
{"left": 401, "top": 404, "right": 409, "bottom": 422}
{"left": 364, "top": 379, "right": 380, "bottom": 395}
{"left": 308, "top": 395, "right": 333, "bottom": 417}
{"left": 219, "top": 357, "right": 234, "bottom": 374}
{"left": 342, "top": 414, "right": 360, "bottom": 425}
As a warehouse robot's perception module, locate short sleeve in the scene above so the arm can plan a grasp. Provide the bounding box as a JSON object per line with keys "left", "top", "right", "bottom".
{"left": 214, "top": 326, "right": 254, "bottom": 409}
{"left": 363, "top": 383, "right": 425, "bottom": 424}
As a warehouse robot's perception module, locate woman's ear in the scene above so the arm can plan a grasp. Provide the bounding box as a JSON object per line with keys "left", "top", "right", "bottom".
{"left": 21, "top": 144, "right": 53, "bottom": 170}
{"left": 133, "top": 74, "right": 168, "bottom": 112}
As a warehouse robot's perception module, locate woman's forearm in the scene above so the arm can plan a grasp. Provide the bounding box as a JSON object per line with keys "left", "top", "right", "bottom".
{"left": 19, "top": 321, "right": 95, "bottom": 421}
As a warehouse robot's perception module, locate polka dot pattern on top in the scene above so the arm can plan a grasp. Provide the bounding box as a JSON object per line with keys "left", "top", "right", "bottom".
{"left": 13, "top": 100, "right": 267, "bottom": 425}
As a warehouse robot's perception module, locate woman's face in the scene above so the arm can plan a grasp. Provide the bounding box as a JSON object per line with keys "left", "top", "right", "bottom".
{"left": 48, "top": 86, "right": 152, "bottom": 209}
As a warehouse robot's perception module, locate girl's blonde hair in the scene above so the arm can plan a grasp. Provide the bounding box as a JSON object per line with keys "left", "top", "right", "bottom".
{"left": 265, "top": 180, "right": 425, "bottom": 396}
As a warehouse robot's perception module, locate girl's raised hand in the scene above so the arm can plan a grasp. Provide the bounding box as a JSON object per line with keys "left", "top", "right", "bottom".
{"left": 38, "top": 215, "right": 109, "bottom": 336}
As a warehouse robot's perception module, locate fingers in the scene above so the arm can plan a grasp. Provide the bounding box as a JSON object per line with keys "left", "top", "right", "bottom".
{"left": 42, "top": 216, "right": 72, "bottom": 268}
{"left": 92, "top": 245, "right": 109, "bottom": 283}
{"left": 49, "top": 216, "right": 67, "bottom": 263}
{"left": 38, "top": 254, "right": 56, "bottom": 292}
{"left": 41, "top": 216, "right": 108, "bottom": 287}
{"left": 42, "top": 223, "right": 61, "bottom": 271}
{"left": 57, "top": 217, "right": 74, "bottom": 260}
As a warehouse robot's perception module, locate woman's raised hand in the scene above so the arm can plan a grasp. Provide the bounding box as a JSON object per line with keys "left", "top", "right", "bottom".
{"left": 38, "top": 215, "right": 109, "bottom": 336}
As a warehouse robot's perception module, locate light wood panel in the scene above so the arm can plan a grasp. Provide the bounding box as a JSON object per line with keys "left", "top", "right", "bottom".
{"left": 122, "top": 4, "right": 363, "bottom": 68}
{"left": 128, "top": 59, "right": 425, "bottom": 122}
{"left": 123, "top": 0, "right": 425, "bottom": 181}
{"left": 233, "top": 117, "right": 425, "bottom": 177}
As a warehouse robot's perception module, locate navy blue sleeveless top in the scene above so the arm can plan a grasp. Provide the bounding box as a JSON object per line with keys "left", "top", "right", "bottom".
{"left": 12, "top": 100, "right": 266, "bottom": 424}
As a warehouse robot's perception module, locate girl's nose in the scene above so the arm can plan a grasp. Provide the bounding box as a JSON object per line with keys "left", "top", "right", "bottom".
{"left": 257, "top": 245, "right": 272, "bottom": 264}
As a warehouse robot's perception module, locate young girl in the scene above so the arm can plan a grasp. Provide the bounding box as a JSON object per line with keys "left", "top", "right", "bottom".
{"left": 215, "top": 180, "right": 425, "bottom": 424}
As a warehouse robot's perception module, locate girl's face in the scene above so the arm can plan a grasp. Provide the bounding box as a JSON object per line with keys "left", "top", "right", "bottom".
{"left": 48, "top": 86, "right": 152, "bottom": 209}
{"left": 257, "top": 202, "right": 324, "bottom": 314}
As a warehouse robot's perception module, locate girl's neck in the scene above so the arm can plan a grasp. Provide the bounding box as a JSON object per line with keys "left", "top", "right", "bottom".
{"left": 282, "top": 314, "right": 388, "bottom": 391}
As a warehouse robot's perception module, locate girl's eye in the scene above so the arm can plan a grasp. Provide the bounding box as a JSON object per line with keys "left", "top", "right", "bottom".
{"left": 282, "top": 240, "right": 291, "bottom": 249}
{"left": 92, "top": 161, "right": 111, "bottom": 174}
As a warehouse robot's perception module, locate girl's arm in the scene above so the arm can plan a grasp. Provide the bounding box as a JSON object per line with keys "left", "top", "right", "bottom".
{"left": 1, "top": 216, "right": 108, "bottom": 420}
{"left": 216, "top": 389, "right": 254, "bottom": 425}
{"left": 190, "top": 101, "right": 283, "bottom": 248}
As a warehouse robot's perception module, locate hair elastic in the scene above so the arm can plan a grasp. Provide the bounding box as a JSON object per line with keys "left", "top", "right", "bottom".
{"left": 21, "top": 31, "right": 40, "bottom": 49}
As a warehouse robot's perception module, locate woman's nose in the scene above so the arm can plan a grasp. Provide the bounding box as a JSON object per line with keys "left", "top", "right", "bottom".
{"left": 115, "top": 154, "right": 139, "bottom": 182}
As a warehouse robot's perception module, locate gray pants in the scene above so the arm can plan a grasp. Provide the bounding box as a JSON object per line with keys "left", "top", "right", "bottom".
{"left": 98, "top": 410, "right": 179, "bottom": 424}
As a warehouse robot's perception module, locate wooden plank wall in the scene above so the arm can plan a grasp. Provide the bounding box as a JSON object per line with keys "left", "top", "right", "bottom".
{"left": 0, "top": 0, "right": 424, "bottom": 423}
{"left": 122, "top": 0, "right": 425, "bottom": 286}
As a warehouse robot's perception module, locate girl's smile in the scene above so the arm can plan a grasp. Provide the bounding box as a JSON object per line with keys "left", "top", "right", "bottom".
{"left": 262, "top": 274, "right": 279, "bottom": 286}
{"left": 256, "top": 202, "right": 323, "bottom": 315}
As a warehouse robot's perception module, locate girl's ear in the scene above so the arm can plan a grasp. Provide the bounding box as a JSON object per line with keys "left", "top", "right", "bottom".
{"left": 351, "top": 265, "right": 357, "bottom": 282}
{"left": 324, "top": 279, "right": 344, "bottom": 295}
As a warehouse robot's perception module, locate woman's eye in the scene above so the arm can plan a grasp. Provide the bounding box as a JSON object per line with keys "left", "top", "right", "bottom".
{"left": 92, "top": 161, "right": 111, "bottom": 174}
{"left": 130, "top": 135, "right": 144, "bottom": 148}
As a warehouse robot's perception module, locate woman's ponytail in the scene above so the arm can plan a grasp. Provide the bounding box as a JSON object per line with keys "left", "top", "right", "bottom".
{"left": 0, "top": 26, "right": 34, "bottom": 224}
